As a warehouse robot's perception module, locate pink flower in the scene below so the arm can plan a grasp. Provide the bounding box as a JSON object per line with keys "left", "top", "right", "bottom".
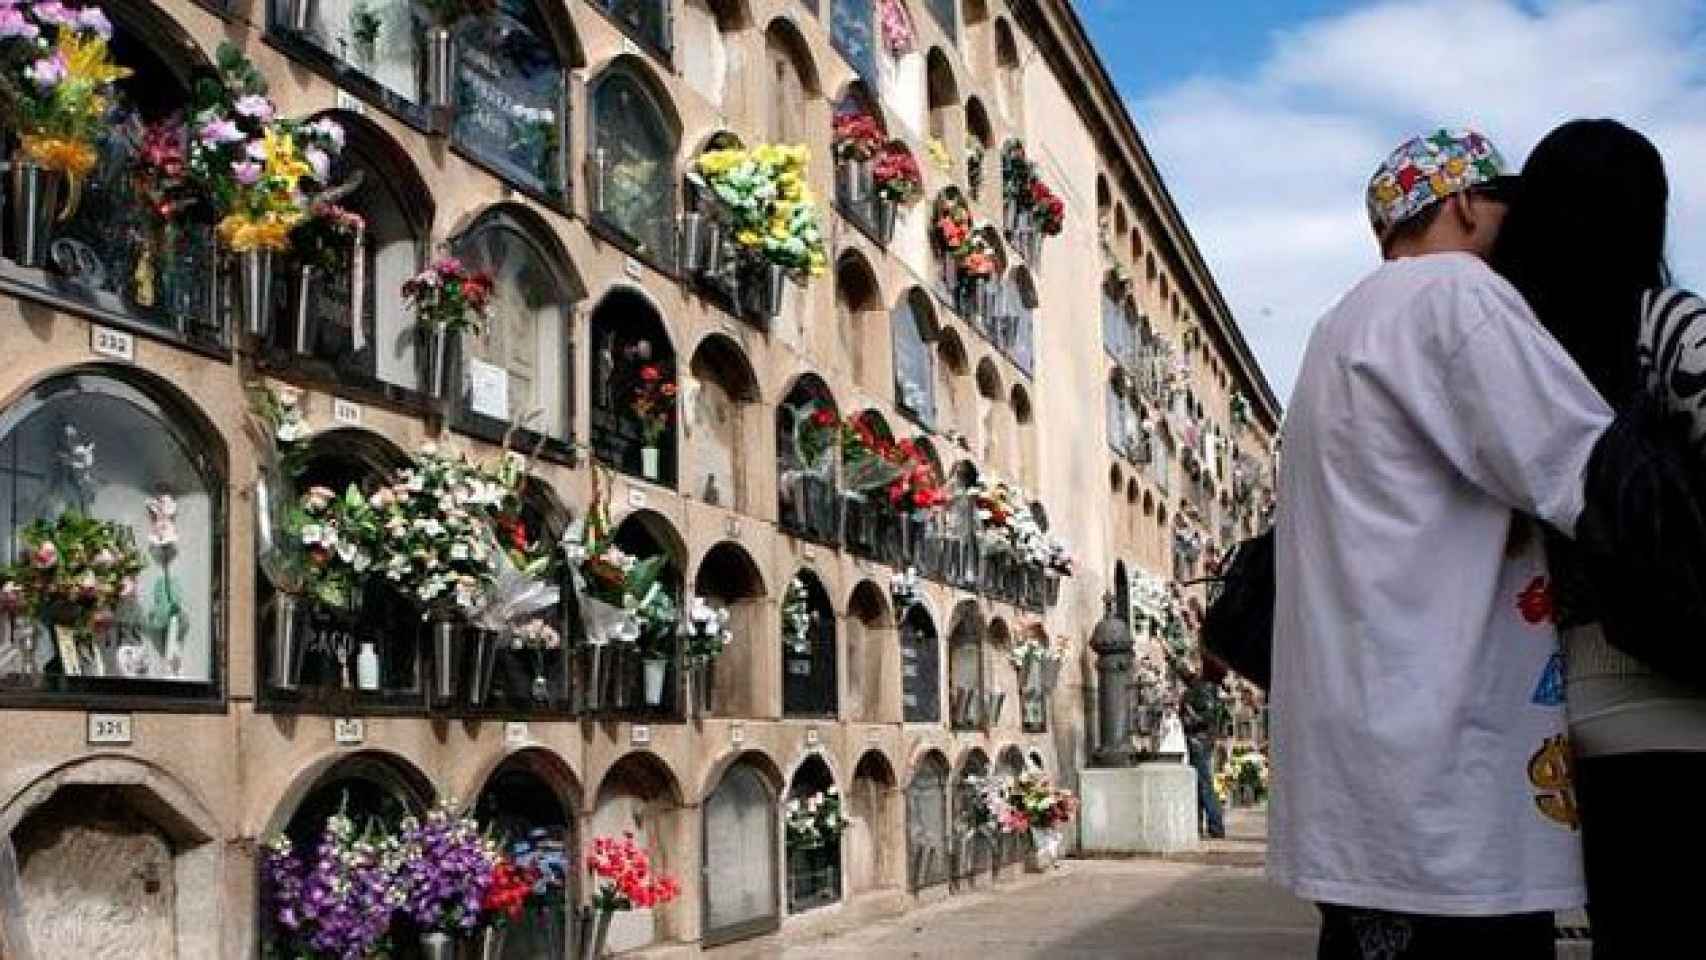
{"left": 245, "top": 139, "right": 268, "bottom": 161}
{"left": 232, "top": 160, "right": 262, "bottom": 185}
{"left": 31, "top": 542, "right": 58, "bottom": 569}
{"left": 77, "top": 572, "right": 100, "bottom": 599}
{"left": 198, "top": 118, "right": 244, "bottom": 146}
{"left": 91, "top": 548, "right": 116, "bottom": 570}
{"left": 118, "top": 576, "right": 136, "bottom": 600}
{"left": 303, "top": 146, "right": 329, "bottom": 182}
{"left": 74, "top": 6, "right": 111, "bottom": 39}
{"left": 0, "top": 8, "right": 39, "bottom": 38}
{"left": 24, "top": 53, "right": 66, "bottom": 90}
{"left": 233, "top": 94, "right": 275, "bottom": 123}
{"left": 29, "top": 1, "right": 73, "bottom": 27}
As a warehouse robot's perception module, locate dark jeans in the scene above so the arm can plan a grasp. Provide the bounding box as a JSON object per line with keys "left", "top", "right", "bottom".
{"left": 1316, "top": 904, "right": 1554, "bottom": 959}
{"left": 1187, "top": 735, "right": 1224, "bottom": 837}
{"left": 1578, "top": 751, "right": 1706, "bottom": 958}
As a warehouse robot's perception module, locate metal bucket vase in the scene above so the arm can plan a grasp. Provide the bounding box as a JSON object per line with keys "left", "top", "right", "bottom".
{"left": 876, "top": 198, "right": 897, "bottom": 245}
{"left": 984, "top": 690, "right": 1006, "bottom": 728}
{"left": 426, "top": 28, "right": 454, "bottom": 110}
{"left": 291, "top": 265, "right": 317, "bottom": 354}
{"left": 430, "top": 619, "right": 457, "bottom": 704}
{"left": 9, "top": 160, "right": 62, "bottom": 269}
{"left": 577, "top": 593, "right": 635, "bottom": 711}
{"left": 581, "top": 643, "right": 609, "bottom": 712}
{"left": 580, "top": 907, "right": 613, "bottom": 960}
{"left": 269, "top": 594, "right": 306, "bottom": 692}
{"left": 465, "top": 925, "right": 506, "bottom": 960}
{"left": 284, "top": 0, "right": 311, "bottom": 32}
{"left": 418, "top": 325, "right": 461, "bottom": 401}
{"left": 679, "top": 210, "right": 708, "bottom": 273}
{"left": 685, "top": 658, "right": 713, "bottom": 717}
{"left": 642, "top": 657, "right": 668, "bottom": 707}
{"left": 420, "top": 932, "right": 455, "bottom": 960}
{"left": 837, "top": 159, "right": 869, "bottom": 206}
{"left": 466, "top": 629, "right": 503, "bottom": 707}
{"left": 235, "top": 248, "right": 275, "bottom": 339}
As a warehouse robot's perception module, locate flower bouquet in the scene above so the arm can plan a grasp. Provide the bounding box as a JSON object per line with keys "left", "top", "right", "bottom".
{"left": 1008, "top": 771, "right": 1075, "bottom": 869}
{"left": 286, "top": 201, "right": 365, "bottom": 350}
{"left": 395, "top": 803, "right": 502, "bottom": 954}
{"left": 692, "top": 144, "right": 827, "bottom": 317}
{"left": 584, "top": 833, "right": 680, "bottom": 957}
{"left": 780, "top": 576, "right": 814, "bottom": 656}
{"left": 677, "top": 594, "right": 728, "bottom": 714}
{"left": 883, "top": 438, "right": 949, "bottom": 516}
{"left": 873, "top": 143, "right": 923, "bottom": 206}
{"left": 831, "top": 109, "right": 883, "bottom": 165}
{"left": 933, "top": 192, "right": 997, "bottom": 314}
{"left": 404, "top": 253, "right": 494, "bottom": 400}
{"left": 467, "top": 521, "right": 560, "bottom": 707}
{"left": 1001, "top": 139, "right": 1065, "bottom": 254}
{"left": 262, "top": 811, "right": 402, "bottom": 960}
{"left": 785, "top": 786, "right": 845, "bottom": 851}
{"left": 629, "top": 364, "right": 676, "bottom": 481}
{"left": 0, "top": 509, "right": 144, "bottom": 676}
{"left": 188, "top": 43, "right": 344, "bottom": 335}
{"left": 0, "top": 0, "right": 131, "bottom": 266}
{"left": 780, "top": 402, "right": 840, "bottom": 538}
{"left": 877, "top": 0, "right": 914, "bottom": 56}
{"left": 494, "top": 829, "right": 568, "bottom": 947}
{"left": 124, "top": 114, "right": 201, "bottom": 308}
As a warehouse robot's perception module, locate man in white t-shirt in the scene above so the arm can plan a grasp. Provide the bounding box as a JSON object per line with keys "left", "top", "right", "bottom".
{"left": 1268, "top": 129, "right": 1612, "bottom": 957}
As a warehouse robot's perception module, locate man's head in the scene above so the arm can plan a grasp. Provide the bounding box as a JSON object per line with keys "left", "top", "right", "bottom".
{"left": 1366, "top": 129, "right": 1520, "bottom": 261}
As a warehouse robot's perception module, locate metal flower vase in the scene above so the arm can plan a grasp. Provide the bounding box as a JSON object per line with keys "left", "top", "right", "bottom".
{"left": 291, "top": 264, "right": 317, "bottom": 354}
{"left": 580, "top": 907, "right": 613, "bottom": 960}
{"left": 642, "top": 657, "right": 669, "bottom": 706}
{"left": 430, "top": 619, "right": 458, "bottom": 705}
{"left": 466, "top": 925, "right": 506, "bottom": 960}
{"left": 284, "top": 0, "right": 311, "bottom": 32}
{"left": 419, "top": 325, "right": 462, "bottom": 401}
{"left": 269, "top": 594, "right": 306, "bottom": 692}
{"left": 684, "top": 657, "right": 713, "bottom": 717}
{"left": 236, "top": 248, "right": 275, "bottom": 339}
{"left": 679, "top": 210, "right": 709, "bottom": 274}
{"left": 9, "top": 159, "right": 62, "bottom": 269}
{"left": 837, "top": 159, "right": 869, "bottom": 206}
{"left": 984, "top": 690, "right": 1006, "bottom": 728}
{"left": 426, "top": 28, "right": 454, "bottom": 110}
{"left": 420, "top": 932, "right": 455, "bottom": 960}
{"left": 466, "top": 629, "right": 503, "bottom": 707}
{"left": 875, "top": 198, "right": 897, "bottom": 245}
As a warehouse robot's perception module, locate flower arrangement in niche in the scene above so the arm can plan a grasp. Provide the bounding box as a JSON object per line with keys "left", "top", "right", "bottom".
{"left": 926, "top": 137, "right": 952, "bottom": 174}
{"left": 0, "top": 0, "right": 131, "bottom": 218}
{"left": 371, "top": 443, "right": 512, "bottom": 619}
{"left": 967, "top": 143, "right": 985, "bottom": 199}
{"left": 1001, "top": 139, "right": 1067, "bottom": 239}
{"left": 403, "top": 253, "right": 495, "bottom": 335}
{"left": 963, "top": 774, "right": 1017, "bottom": 836}
{"left": 498, "top": 829, "right": 568, "bottom": 928}
{"left": 630, "top": 363, "right": 677, "bottom": 447}
{"left": 559, "top": 469, "right": 678, "bottom": 652}
{"left": 933, "top": 192, "right": 997, "bottom": 278}
{"left": 1230, "top": 390, "right": 1251, "bottom": 428}
{"left": 187, "top": 43, "right": 344, "bottom": 252}
{"left": 785, "top": 787, "right": 845, "bottom": 850}
{"left": 261, "top": 811, "right": 402, "bottom": 959}
{"left": 1006, "top": 771, "right": 1077, "bottom": 832}
{"left": 128, "top": 114, "right": 194, "bottom": 221}
{"left": 291, "top": 201, "right": 365, "bottom": 276}
{"left": 0, "top": 510, "right": 144, "bottom": 640}
{"left": 692, "top": 144, "right": 828, "bottom": 277}
{"left": 831, "top": 108, "right": 884, "bottom": 163}
{"left": 1007, "top": 630, "right": 1070, "bottom": 670}
{"left": 877, "top": 0, "right": 915, "bottom": 56}
{"left": 289, "top": 482, "right": 378, "bottom": 611}
{"left": 838, "top": 413, "right": 905, "bottom": 496}
{"left": 884, "top": 438, "right": 949, "bottom": 514}
{"left": 681, "top": 595, "right": 733, "bottom": 660}
{"left": 872, "top": 143, "right": 923, "bottom": 206}
{"left": 967, "top": 477, "right": 1074, "bottom": 574}
{"left": 394, "top": 803, "right": 502, "bottom": 935}
{"left": 889, "top": 567, "right": 921, "bottom": 609}
{"left": 781, "top": 576, "right": 815, "bottom": 655}
{"left": 586, "top": 833, "right": 680, "bottom": 912}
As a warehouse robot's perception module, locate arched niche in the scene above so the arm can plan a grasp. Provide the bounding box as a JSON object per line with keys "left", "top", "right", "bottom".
{"left": 684, "top": 334, "right": 760, "bottom": 510}
{"left": 697, "top": 541, "right": 768, "bottom": 719}
{"left": 1011, "top": 383, "right": 1036, "bottom": 489}
{"left": 1020, "top": 620, "right": 1051, "bottom": 732}
{"left": 899, "top": 602, "right": 940, "bottom": 723}
{"left": 273, "top": 750, "right": 433, "bottom": 868}
{"left": 264, "top": 110, "right": 432, "bottom": 397}
{"left": 0, "top": 366, "right": 225, "bottom": 699}
{"left": 0, "top": 3, "right": 222, "bottom": 347}
{"left": 892, "top": 287, "right": 940, "bottom": 427}
{"left": 974, "top": 355, "right": 1004, "bottom": 465}
{"left": 452, "top": 205, "right": 584, "bottom": 446}
{"left": 701, "top": 753, "right": 782, "bottom": 945}
{"left": 782, "top": 569, "right": 838, "bottom": 717}
{"left": 777, "top": 373, "right": 842, "bottom": 543}
{"left": 589, "top": 288, "right": 677, "bottom": 487}
{"left": 764, "top": 17, "right": 823, "bottom": 143}
{"left": 591, "top": 751, "right": 687, "bottom": 952}
{"left": 934, "top": 325, "right": 971, "bottom": 436}
{"left": 1096, "top": 175, "right": 1112, "bottom": 226}
{"left": 680, "top": 0, "right": 749, "bottom": 111}
{"left": 831, "top": 0, "right": 879, "bottom": 82}
{"left": 587, "top": 59, "right": 681, "bottom": 267}
{"left": 848, "top": 749, "right": 900, "bottom": 894}
{"left": 925, "top": 47, "right": 961, "bottom": 160}
{"left": 994, "top": 18, "right": 1021, "bottom": 114}
{"left": 846, "top": 579, "right": 895, "bottom": 723}
{"left": 947, "top": 600, "right": 985, "bottom": 731}
{"left": 2, "top": 756, "right": 221, "bottom": 958}
{"left": 986, "top": 617, "right": 1016, "bottom": 730}
{"left": 256, "top": 428, "right": 423, "bottom": 708}
{"left": 950, "top": 746, "right": 991, "bottom": 879}
{"left": 277, "top": 0, "right": 424, "bottom": 108}
{"left": 785, "top": 753, "right": 842, "bottom": 913}
{"left": 1114, "top": 203, "right": 1129, "bottom": 240}
{"left": 842, "top": 410, "right": 906, "bottom": 567}
{"left": 835, "top": 250, "right": 885, "bottom": 395}
{"left": 906, "top": 750, "right": 951, "bottom": 890}
{"left": 1109, "top": 463, "right": 1124, "bottom": 493}
{"left": 1000, "top": 268, "right": 1038, "bottom": 374}
{"left": 451, "top": 0, "right": 579, "bottom": 201}
{"left": 472, "top": 749, "right": 580, "bottom": 957}
{"left": 924, "top": 0, "right": 958, "bottom": 42}
{"left": 965, "top": 95, "right": 993, "bottom": 200}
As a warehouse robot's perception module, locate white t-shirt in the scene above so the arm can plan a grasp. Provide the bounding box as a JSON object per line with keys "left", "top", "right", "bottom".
{"left": 1268, "top": 252, "right": 1612, "bottom": 916}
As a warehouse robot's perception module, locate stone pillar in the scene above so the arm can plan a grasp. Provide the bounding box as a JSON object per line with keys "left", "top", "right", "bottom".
{"left": 1089, "top": 593, "right": 1138, "bottom": 767}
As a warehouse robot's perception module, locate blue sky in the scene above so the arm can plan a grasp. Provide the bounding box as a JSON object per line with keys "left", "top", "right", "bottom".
{"left": 1075, "top": 0, "right": 1706, "bottom": 401}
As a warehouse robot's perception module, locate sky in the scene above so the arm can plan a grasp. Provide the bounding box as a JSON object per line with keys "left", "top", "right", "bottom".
{"left": 1077, "top": 0, "right": 1706, "bottom": 402}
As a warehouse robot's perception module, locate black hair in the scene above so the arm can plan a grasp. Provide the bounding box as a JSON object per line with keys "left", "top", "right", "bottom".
{"left": 1381, "top": 201, "right": 1444, "bottom": 256}
{"left": 1492, "top": 119, "right": 1671, "bottom": 409}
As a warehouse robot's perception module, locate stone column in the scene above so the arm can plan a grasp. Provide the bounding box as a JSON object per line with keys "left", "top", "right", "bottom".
{"left": 1089, "top": 593, "right": 1138, "bottom": 767}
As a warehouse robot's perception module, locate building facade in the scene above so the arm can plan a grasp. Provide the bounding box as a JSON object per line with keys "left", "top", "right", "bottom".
{"left": 0, "top": 0, "right": 1279, "bottom": 955}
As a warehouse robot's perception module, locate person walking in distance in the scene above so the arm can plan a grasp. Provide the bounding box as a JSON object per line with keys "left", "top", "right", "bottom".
{"left": 1181, "top": 661, "right": 1228, "bottom": 840}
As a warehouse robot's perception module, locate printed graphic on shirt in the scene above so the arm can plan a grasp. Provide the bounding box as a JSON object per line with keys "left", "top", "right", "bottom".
{"left": 1531, "top": 653, "right": 1565, "bottom": 707}
{"left": 1528, "top": 734, "right": 1579, "bottom": 830}
{"left": 1516, "top": 576, "right": 1555, "bottom": 625}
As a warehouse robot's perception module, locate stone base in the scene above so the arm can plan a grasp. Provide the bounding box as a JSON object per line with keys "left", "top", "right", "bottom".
{"left": 1079, "top": 762, "right": 1200, "bottom": 855}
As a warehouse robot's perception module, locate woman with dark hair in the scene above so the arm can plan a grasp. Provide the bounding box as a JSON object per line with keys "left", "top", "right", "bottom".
{"left": 1493, "top": 118, "right": 1706, "bottom": 957}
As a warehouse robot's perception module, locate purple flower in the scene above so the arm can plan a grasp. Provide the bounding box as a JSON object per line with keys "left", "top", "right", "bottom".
{"left": 198, "top": 118, "right": 244, "bottom": 146}
{"left": 0, "top": 7, "right": 39, "bottom": 38}
{"left": 234, "top": 94, "right": 274, "bottom": 123}
{"left": 245, "top": 139, "right": 267, "bottom": 161}
{"left": 232, "top": 160, "right": 261, "bottom": 185}
{"left": 304, "top": 146, "right": 329, "bottom": 182}
{"left": 73, "top": 6, "right": 110, "bottom": 39}
{"left": 23, "top": 53, "right": 66, "bottom": 90}
{"left": 29, "top": 0, "right": 73, "bottom": 27}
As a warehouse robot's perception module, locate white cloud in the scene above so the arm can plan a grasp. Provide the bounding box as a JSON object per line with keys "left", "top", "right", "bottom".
{"left": 1134, "top": 0, "right": 1706, "bottom": 399}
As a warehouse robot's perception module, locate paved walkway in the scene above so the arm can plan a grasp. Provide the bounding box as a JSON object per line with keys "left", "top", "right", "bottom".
{"left": 717, "top": 807, "right": 1321, "bottom": 959}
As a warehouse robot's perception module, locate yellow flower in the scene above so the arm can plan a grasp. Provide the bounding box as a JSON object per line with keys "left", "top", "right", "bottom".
{"left": 735, "top": 229, "right": 761, "bottom": 248}
{"left": 57, "top": 29, "right": 132, "bottom": 90}
{"left": 263, "top": 128, "right": 313, "bottom": 193}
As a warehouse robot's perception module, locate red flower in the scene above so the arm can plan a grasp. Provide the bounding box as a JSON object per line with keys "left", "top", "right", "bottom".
{"left": 639, "top": 365, "right": 661, "bottom": 382}
{"left": 1517, "top": 576, "right": 1554, "bottom": 625}
{"left": 811, "top": 408, "right": 837, "bottom": 428}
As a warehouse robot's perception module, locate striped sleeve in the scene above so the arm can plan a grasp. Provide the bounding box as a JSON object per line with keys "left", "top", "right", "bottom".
{"left": 1639, "top": 286, "right": 1706, "bottom": 463}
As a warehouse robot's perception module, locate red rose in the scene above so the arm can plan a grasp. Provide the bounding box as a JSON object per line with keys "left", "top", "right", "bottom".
{"left": 812, "top": 409, "right": 836, "bottom": 428}
{"left": 640, "top": 365, "right": 661, "bottom": 382}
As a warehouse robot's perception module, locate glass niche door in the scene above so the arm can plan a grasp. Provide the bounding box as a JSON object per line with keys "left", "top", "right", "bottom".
{"left": 701, "top": 762, "right": 779, "bottom": 945}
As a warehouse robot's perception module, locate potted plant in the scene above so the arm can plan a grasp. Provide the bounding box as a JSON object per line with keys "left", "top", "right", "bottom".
{"left": 932, "top": 192, "right": 996, "bottom": 318}
{"left": 582, "top": 833, "right": 680, "bottom": 960}
{"left": 1008, "top": 771, "right": 1076, "bottom": 871}
{"left": 871, "top": 142, "right": 922, "bottom": 243}
{"left": 629, "top": 364, "right": 675, "bottom": 482}
{"left": 0, "top": 0, "right": 132, "bottom": 267}
{"left": 287, "top": 201, "right": 365, "bottom": 355}
{"left": 187, "top": 44, "right": 344, "bottom": 338}
{"left": 403, "top": 253, "right": 494, "bottom": 402}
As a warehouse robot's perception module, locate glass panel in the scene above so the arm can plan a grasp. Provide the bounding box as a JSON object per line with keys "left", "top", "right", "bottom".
{"left": 831, "top": 0, "right": 876, "bottom": 81}
{"left": 892, "top": 299, "right": 935, "bottom": 425}
{"left": 781, "top": 582, "right": 836, "bottom": 716}
{"left": 453, "top": 2, "right": 566, "bottom": 199}
{"left": 300, "top": 0, "right": 423, "bottom": 102}
{"left": 476, "top": 770, "right": 573, "bottom": 958}
{"left": 602, "top": 0, "right": 669, "bottom": 52}
{"left": 906, "top": 762, "right": 948, "bottom": 888}
{"left": 458, "top": 225, "right": 571, "bottom": 440}
{"left": 589, "top": 297, "right": 676, "bottom": 486}
{"left": 592, "top": 73, "right": 678, "bottom": 264}
{"left": 0, "top": 374, "right": 218, "bottom": 692}
{"left": 704, "top": 765, "right": 777, "bottom": 936}
{"left": 925, "top": 0, "right": 956, "bottom": 41}
{"left": 899, "top": 611, "right": 938, "bottom": 722}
